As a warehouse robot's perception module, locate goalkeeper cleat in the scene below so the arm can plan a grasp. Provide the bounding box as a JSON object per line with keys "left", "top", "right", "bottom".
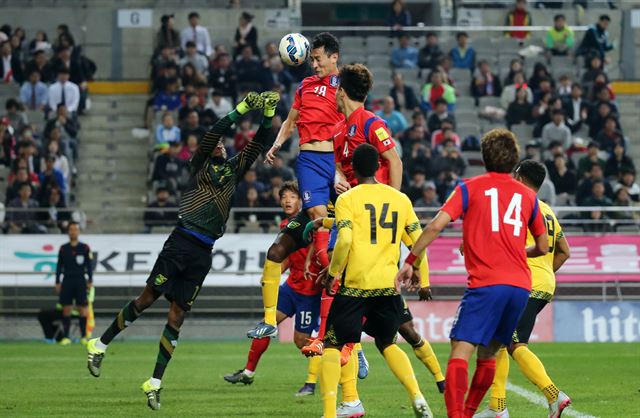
{"left": 58, "top": 337, "right": 71, "bottom": 346}
{"left": 340, "top": 344, "right": 354, "bottom": 366}
{"left": 86, "top": 338, "right": 105, "bottom": 377}
{"left": 223, "top": 369, "right": 254, "bottom": 385}
{"left": 141, "top": 379, "right": 162, "bottom": 410}
{"left": 357, "top": 348, "right": 369, "bottom": 379}
{"left": 301, "top": 338, "right": 323, "bottom": 357}
{"left": 295, "top": 382, "right": 315, "bottom": 397}
{"left": 548, "top": 391, "right": 571, "bottom": 418}
{"left": 473, "top": 408, "right": 510, "bottom": 418}
{"left": 412, "top": 397, "right": 433, "bottom": 418}
{"left": 336, "top": 400, "right": 365, "bottom": 418}
{"left": 247, "top": 322, "right": 278, "bottom": 339}
{"left": 436, "top": 379, "right": 445, "bottom": 394}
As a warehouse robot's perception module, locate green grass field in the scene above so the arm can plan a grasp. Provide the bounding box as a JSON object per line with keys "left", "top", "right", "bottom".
{"left": 0, "top": 341, "right": 638, "bottom": 417}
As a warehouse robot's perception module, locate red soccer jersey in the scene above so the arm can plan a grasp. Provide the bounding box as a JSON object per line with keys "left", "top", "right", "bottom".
{"left": 292, "top": 73, "right": 344, "bottom": 145}
{"left": 440, "top": 172, "right": 546, "bottom": 290}
{"left": 332, "top": 106, "right": 396, "bottom": 187}
{"left": 280, "top": 218, "right": 322, "bottom": 296}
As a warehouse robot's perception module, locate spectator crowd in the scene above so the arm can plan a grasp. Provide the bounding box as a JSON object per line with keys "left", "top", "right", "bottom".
{"left": 1, "top": 23, "right": 96, "bottom": 233}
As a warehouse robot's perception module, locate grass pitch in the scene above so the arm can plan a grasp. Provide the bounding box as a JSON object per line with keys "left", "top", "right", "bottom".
{"left": 0, "top": 340, "right": 638, "bottom": 417}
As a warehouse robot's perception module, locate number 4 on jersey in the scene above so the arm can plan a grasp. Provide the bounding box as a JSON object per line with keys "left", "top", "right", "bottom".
{"left": 484, "top": 188, "right": 523, "bottom": 237}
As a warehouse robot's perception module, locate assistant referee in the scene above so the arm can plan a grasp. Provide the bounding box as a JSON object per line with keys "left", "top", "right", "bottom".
{"left": 55, "top": 221, "right": 93, "bottom": 345}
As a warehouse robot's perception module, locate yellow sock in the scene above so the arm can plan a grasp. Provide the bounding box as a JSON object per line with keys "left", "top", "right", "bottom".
{"left": 489, "top": 347, "right": 509, "bottom": 411}
{"left": 412, "top": 339, "right": 445, "bottom": 382}
{"left": 383, "top": 344, "right": 422, "bottom": 401}
{"left": 320, "top": 348, "right": 341, "bottom": 418}
{"left": 306, "top": 355, "right": 321, "bottom": 384}
{"left": 512, "top": 346, "right": 557, "bottom": 402}
{"left": 261, "top": 260, "right": 281, "bottom": 325}
{"left": 340, "top": 349, "right": 359, "bottom": 402}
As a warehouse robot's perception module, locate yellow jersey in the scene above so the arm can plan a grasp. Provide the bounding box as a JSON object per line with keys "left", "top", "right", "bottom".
{"left": 328, "top": 183, "right": 423, "bottom": 297}
{"left": 526, "top": 199, "right": 563, "bottom": 300}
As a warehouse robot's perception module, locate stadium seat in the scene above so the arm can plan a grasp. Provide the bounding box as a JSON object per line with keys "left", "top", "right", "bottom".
{"left": 393, "top": 68, "right": 421, "bottom": 84}
{"left": 457, "top": 123, "right": 480, "bottom": 139}
{"left": 340, "top": 36, "right": 365, "bottom": 52}
{"left": 371, "top": 67, "right": 392, "bottom": 82}
{"left": 471, "top": 38, "right": 494, "bottom": 52}
{"left": 511, "top": 123, "right": 534, "bottom": 146}
{"left": 342, "top": 54, "right": 367, "bottom": 65}
{"left": 450, "top": 68, "right": 471, "bottom": 86}
{"left": 371, "top": 81, "right": 393, "bottom": 99}
{"left": 478, "top": 96, "right": 501, "bottom": 109}
{"left": 368, "top": 55, "right": 390, "bottom": 68}
{"left": 365, "top": 36, "right": 393, "bottom": 54}
{"left": 456, "top": 96, "right": 476, "bottom": 110}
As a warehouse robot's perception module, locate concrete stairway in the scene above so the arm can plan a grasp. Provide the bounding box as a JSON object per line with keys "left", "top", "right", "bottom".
{"left": 616, "top": 95, "right": 640, "bottom": 167}
{"left": 75, "top": 95, "right": 149, "bottom": 233}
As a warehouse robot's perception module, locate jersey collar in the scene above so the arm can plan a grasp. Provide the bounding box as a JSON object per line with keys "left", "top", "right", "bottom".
{"left": 346, "top": 106, "right": 366, "bottom": 126}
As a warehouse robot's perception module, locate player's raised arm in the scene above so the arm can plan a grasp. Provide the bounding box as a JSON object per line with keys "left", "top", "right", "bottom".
{"left": 553, "top": 233, "right": 570, "bottom": 272}
{"left": 265, "top": 106, "right": 299, "bottom": 164}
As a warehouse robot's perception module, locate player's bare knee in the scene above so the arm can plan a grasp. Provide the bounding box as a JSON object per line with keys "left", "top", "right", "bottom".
{"left": 267, "top": 244, "right": 287, "bottom": 263}
{"left": 398, "top": 322, "right": 421, "bottom": 346}
{"left": 508, "top": 342, "right": 526, "bottom": 355}
{"left": 293, "top": 332, "right": 308, "bottom": 349}
{"left": 167, "top": 304, "right": 186, "bottom": 329}
{"left": 374, "top": 339, "right": 393, "bottom": 354}
{"left": 135, "top": 285, "right": 160, "bottom": 311}
{"left": 62, "top": 306, "right": 72, "bottom": 316}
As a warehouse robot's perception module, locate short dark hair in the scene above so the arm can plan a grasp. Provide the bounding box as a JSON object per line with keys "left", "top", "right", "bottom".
{"left": 338, "top": 64, "right": 373, "bottom": 102}
{"left": 68, "top": 221, "right": 80, "bottom": 228}
{"left": 156, "top": 187, "right": 169, "bottom": 194}
{"left": 352, "top": 143, "right": 379, "bottom": 178}
{"left": 515, "top": 160, "right": 546, "bottom": 190}
{"left": 279, "top": 180, "right": 300, "bottom": 199}
{"left": 435, "top": 97, "right": 448, "bottom": 107}
{"left": 554, "top": 14, "right": 566, "bottom": 22}
{"left": 456, "top": 31, "right": 468, "bottom": 39}
{"left": 426, "top": 31, "right": 437, "bottom": 38}
{"left": 552, "top": 109, "right": 564, "bottom": 117}
{"left": 185, "top": 41, "right": 196, "bottom": 48}
{"left": 5, "top": 98, "right": 18, "bottom": 109}
{"left": 599, "top": 14, "right": 611, "bottom": 22}
{"left": 188, "top": 11, "right": 200, "bottom": 20}
{"left": 481, "top": 128, "right": 520, "bottom": 173}
{"left": 311, "top": 32, "right": 340, "bottom": 56}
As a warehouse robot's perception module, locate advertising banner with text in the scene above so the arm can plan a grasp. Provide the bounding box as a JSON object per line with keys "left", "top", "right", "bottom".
{"left": 1, "top": 234, "right": 639, "bottom": 286}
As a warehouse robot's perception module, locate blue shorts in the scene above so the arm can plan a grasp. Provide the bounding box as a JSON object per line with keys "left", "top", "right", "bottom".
{"left": 450, "top": 285, "right": 529, "bottom": 347}
{"left": 328, "top": 223, "right": 337, "bottom": 252}
{"left": 296, "top": 151, "right": 336, "bottom": 210}
{"left": 277, "top": 281, "right": 321, "bottom": 334}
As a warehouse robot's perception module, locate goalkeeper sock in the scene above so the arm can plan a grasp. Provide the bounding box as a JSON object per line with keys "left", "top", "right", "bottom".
{"left": 383, "top": 344, "right": 422, "bottom": 401}
{"left": 100, "top": 300, "right": 141, "bottom": 345}
{"left": 306, "top": 355, "right": 321, "bottom": 384}
{"left": 79, "top": 316, "right": 87, "bottom": 338}
{"left": 412, "top": 339, "right": 445, "bottom": 381}
{"left": 245, "top": 337, "right": 271, "bottom": 373}
{"left": 261, "top": 259, "right": 281, "bottom": 326}
{"left": 153, "top": 323, "right": 180, "bottom": 380}
{"left": 464, "top": 359, "right": 496, "bottom": 417}
{"left": 62, "top": 316, "right": 71, "bottom": 338}
{"left": 512, "top": 345, "right": 557, "bottom": 402}
{"left": 320, "top": 348, "right": 341, "bottom": 418}
{"left": 489, "top": 347, "right": 509, "bottom": 412}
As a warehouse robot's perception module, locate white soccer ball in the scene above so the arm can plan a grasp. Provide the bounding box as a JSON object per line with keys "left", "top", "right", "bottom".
{"left": 279, "top": 33, "right": 310, "bottom": 67}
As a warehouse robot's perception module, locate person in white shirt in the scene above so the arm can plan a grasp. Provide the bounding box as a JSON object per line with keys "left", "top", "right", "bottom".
{"left": 48, "top": 68, "right": 80, "bottom": 114}
{"left": 179, "top": 41, "right": 209, "bottom": 76}
{"left": 205, "top": 90, "right": 233, "bottom": 118}
{"left": 180, "top": 12, "right": 212, "bottom": 57}
{"left": 541, "top": 109, "right": 572, "bottom": 150}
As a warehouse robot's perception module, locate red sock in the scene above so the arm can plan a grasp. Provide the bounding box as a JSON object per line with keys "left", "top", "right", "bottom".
{"left": 444, "top": 358, "right": 469, "bottom": 418}
{"left": 314, "top": 230, "right": 330, "bottom": 268}
{"left": 463, "top": 359, "right": 497, "bottom": 417}
{"left": 317, "top": 290, "right": 334, "bottom": 339}
{"left": 245, "top": 337, "right": 271, "bottom": 372}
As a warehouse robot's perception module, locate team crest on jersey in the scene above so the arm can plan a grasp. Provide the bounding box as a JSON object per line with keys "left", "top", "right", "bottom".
{"left": 303, "top": 191, "right": 312, "bottom": 202}
{"left": 154, "top": 274, "right": 168, "bottom": 286}
{"left": 76, "top": 255, "right": 84, "bottom": 265}
{"left": 287, "top": 221, "right": 301, "bottom": 229}
{"left": 329, "top": 75, "right": 339, "bottom": 87}
{"left": 348, "top": 124, "right": 357, "bottom": 137}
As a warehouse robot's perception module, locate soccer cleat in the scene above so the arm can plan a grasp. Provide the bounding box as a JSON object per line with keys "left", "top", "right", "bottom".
{"left": 86, "top": 338, "right": 105, "bottom": 377}
{"left": 436, "top": 379, "right": 445, "bottom": 394}
{"left": 247, "top": 322, "right": 278, "bottom": 339}
{"left": 340, "top": 344, "right": 354, "bottom": 366}
{"left": 141, "top": 378, "right": 162, "bottom": 410}
{"left": 301, "top": 338, "right": 323, "bottom": 357}
{"left": 80, "top": 337, "right": 88, "bottom": 346}
{"left": 223, "top": 369, "right": 254, "bottom": 385}
{"left": 357, "top": 348, "right": 369, "bottom": 379}
{"left": 43, "top": 338, "right": 56, "bottom": 344}
{"left": 336, "top": 400, "right": 365, "bottom": 418}
{"left": 548, "top": 391, "right": 571, "bottom": 418}
{"left": 261, "top": 91, "right": 280, "bottom": 117}
{"left": 412, "top": 397, "right": 433, "bottom": 418}
{"left": 58, "top": 337, "right": 71, "bottom": 346}
{"left": 473, "top": 408, "right": 510, "bottom": 418}
{"left": 295, "top": 382, "right": 315, "bottom": 396}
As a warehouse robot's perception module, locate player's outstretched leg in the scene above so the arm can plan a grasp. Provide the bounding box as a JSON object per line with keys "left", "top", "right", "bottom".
{"left": 399, "top": 321, "right": 445, "bottom": 393}
{"left": 87, "top": 285, "right": 159, "bottom": 377}
{"left": 140, "top": 301, "right": 185, "bottom": 410}
{"left": 224, "top": 336, "right": 270, "bottom": 385}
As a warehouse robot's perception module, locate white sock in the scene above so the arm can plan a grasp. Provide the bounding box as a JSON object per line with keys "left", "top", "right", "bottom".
{"left": 95, "top": 339, "right": 108, "bottom": 351}
{"left": 150, "top": 378, "right": 162, "bottom": 388}
{"left": 243, "top": 369, "right": 255, "bottom": 377}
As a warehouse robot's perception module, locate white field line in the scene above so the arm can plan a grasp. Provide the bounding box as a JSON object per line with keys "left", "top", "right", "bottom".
{"left": 506, "top": 382, "right": 598, "bottom": 418}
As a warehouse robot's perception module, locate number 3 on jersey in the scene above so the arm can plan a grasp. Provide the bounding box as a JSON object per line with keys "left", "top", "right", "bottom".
{"left": 484, "top": 188, "right": 523, "bottom": 236}
{"left": 314, "top": 85, "right": 327, "bottom": 97}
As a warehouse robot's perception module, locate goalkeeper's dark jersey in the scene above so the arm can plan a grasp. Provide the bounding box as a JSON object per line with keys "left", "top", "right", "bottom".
{"left": 177, "top": 115, "right": 272, "bottom": 241}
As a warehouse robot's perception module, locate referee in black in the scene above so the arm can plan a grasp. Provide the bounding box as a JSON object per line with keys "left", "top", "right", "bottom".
{"left": 55, "top": 221, "right": 93, "bottom": 345}
{"left": 86, "top": 91, "right": 279, "bottom": 410}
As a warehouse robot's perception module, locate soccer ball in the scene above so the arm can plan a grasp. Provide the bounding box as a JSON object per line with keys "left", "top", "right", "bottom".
{"left": 278, "top": 33, "right": 310, "bottom": 67}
